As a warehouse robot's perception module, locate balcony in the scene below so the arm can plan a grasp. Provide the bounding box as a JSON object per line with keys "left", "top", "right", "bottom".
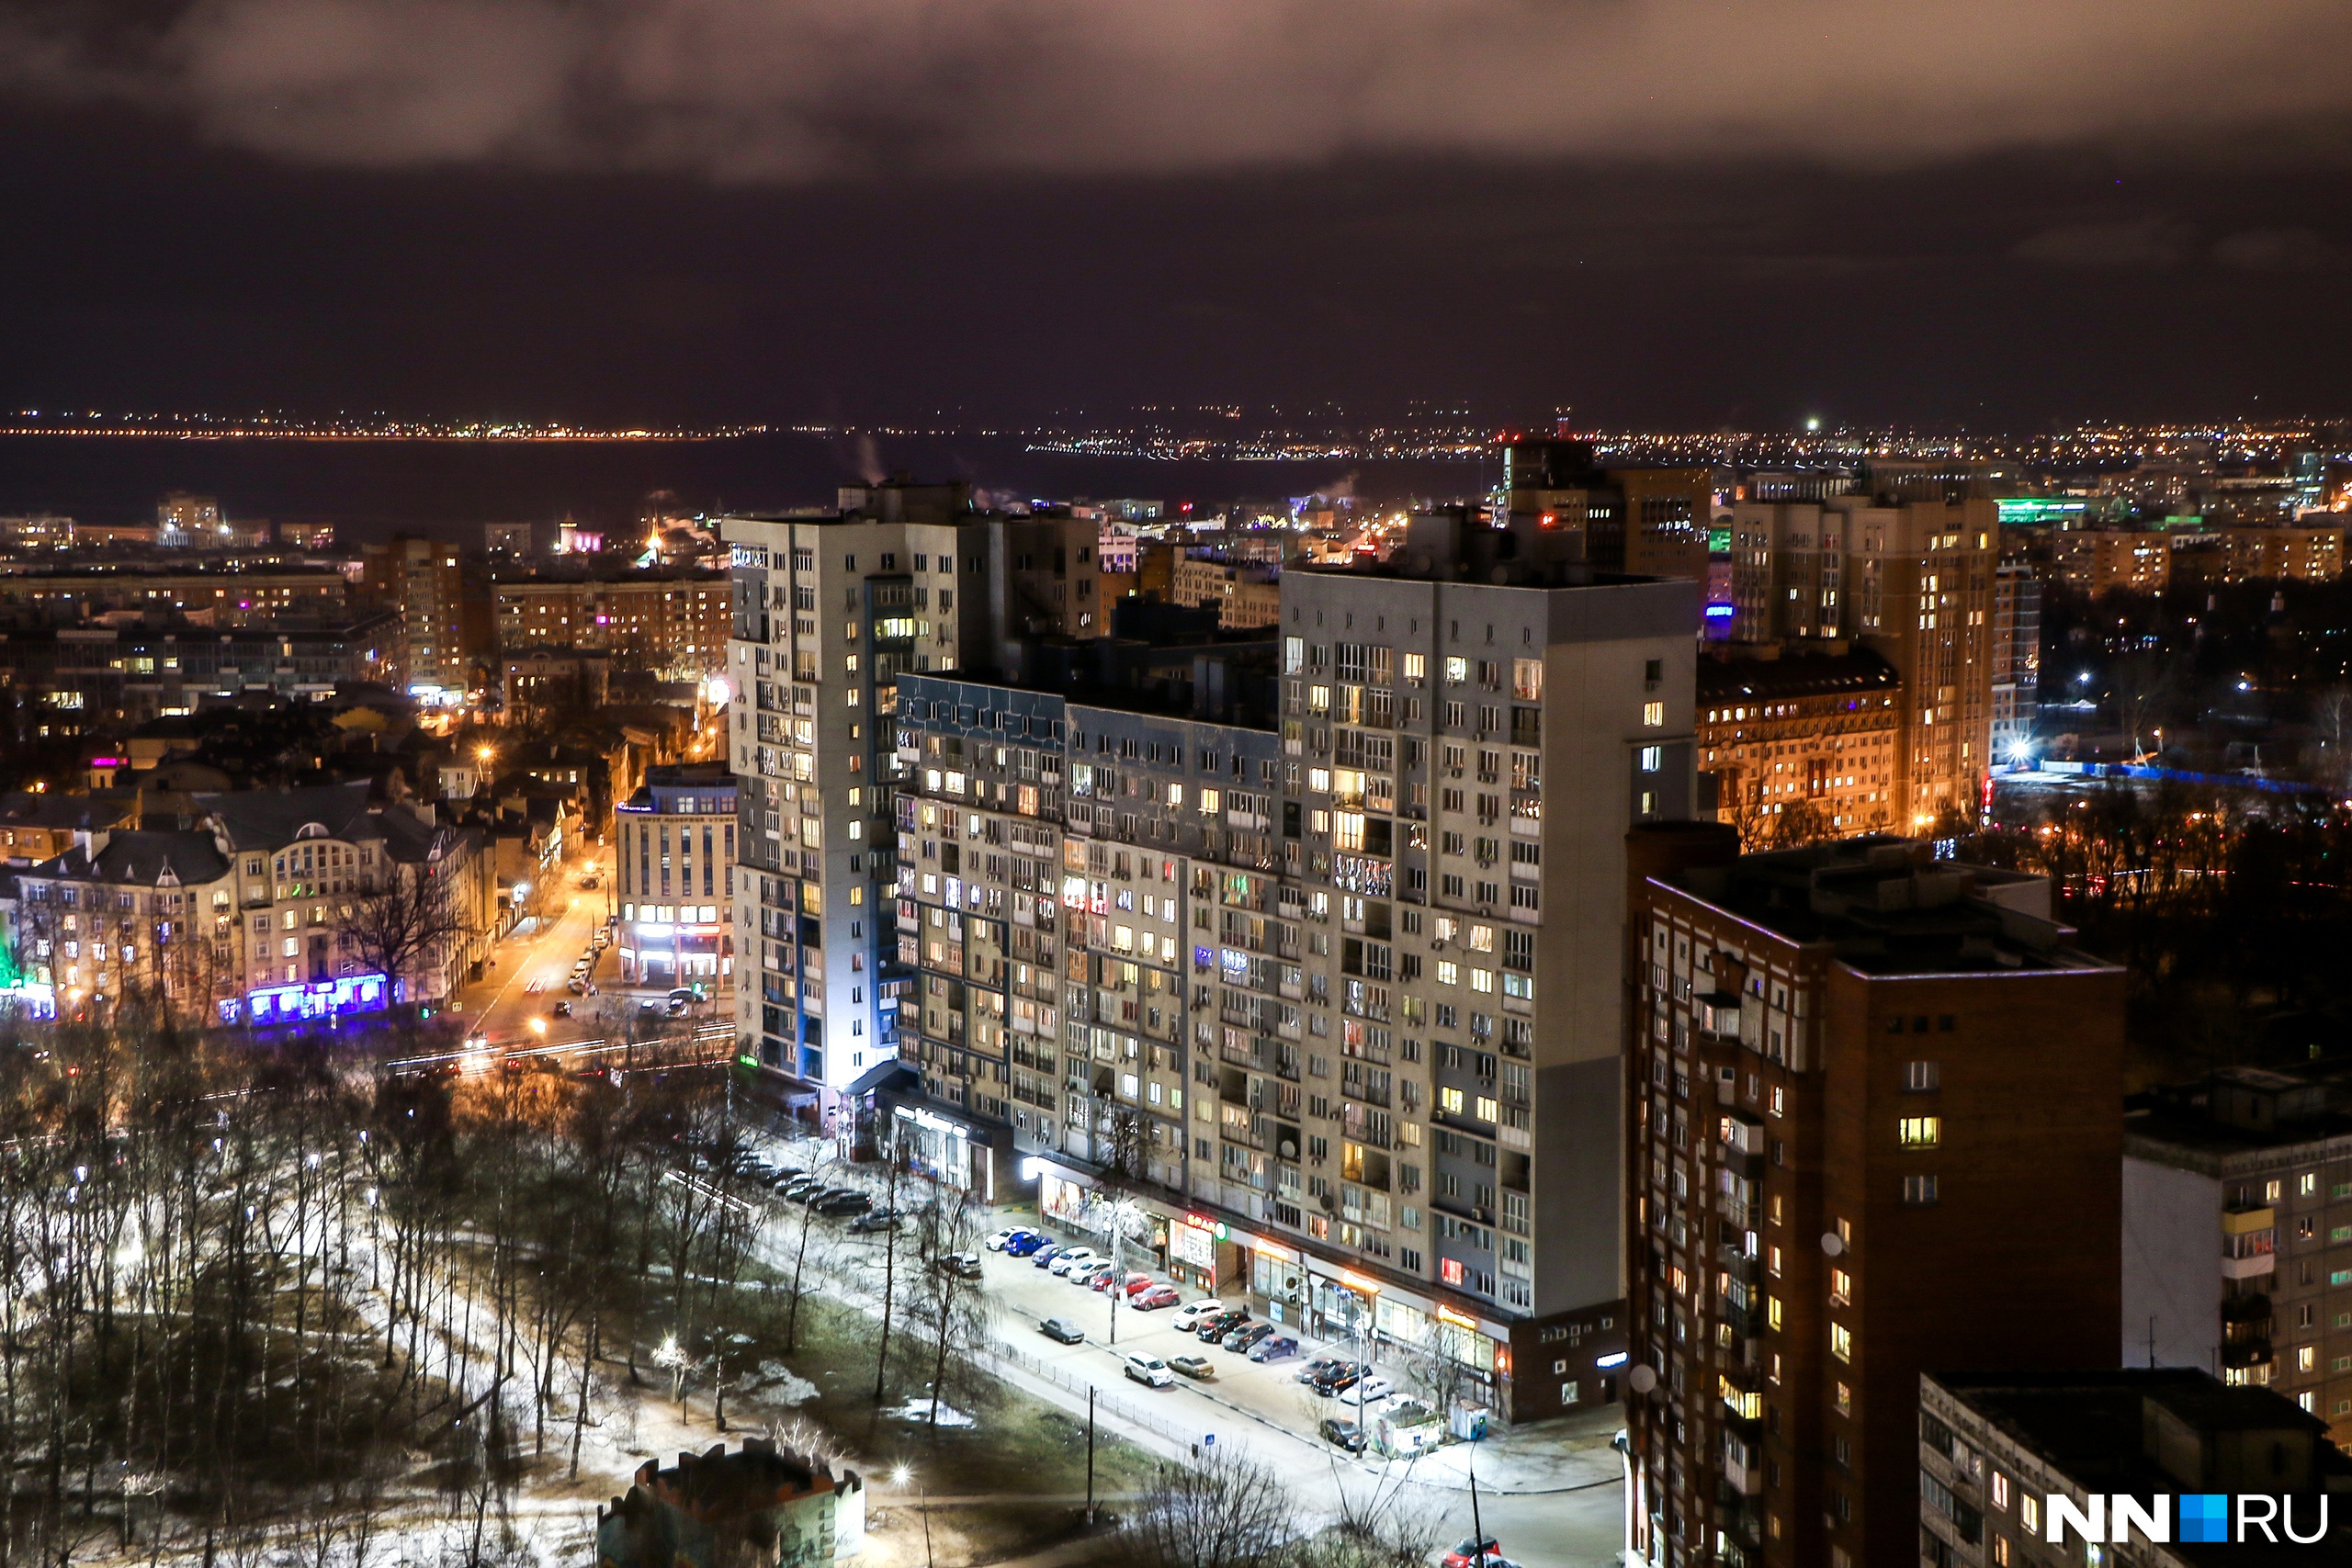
{"left": 1697, "top": 993, "right": 1741, "bottom": 1036}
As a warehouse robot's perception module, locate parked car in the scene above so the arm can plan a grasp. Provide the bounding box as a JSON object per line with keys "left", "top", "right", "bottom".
{"left": 1442, "top": 1540, "right": 1507, "bottom": 1568}
{"left": 1088, "top": 1266, "right": 1133, "bottom": 1292}
{"left": 1317, "top": 1368, "right": 1362, "bottom": 1396}
{"left": 1196, "top": 1309, "right": 1250, "bottom": 1343}
{"left": 1306, "top": 1360, "right": 1368, "bottom": 1392}
{"left": 795, "top": 1183, "right": 844, "bottom": 1204}
{"left": 985, "top": 1227, "right": 1034, "bottom": 1252}
{"left": 818, "top": 1193, "right": 872, "bottom": 1216}
{"left": 1318, "top": 1417, "right": 1368, "bottom": 1455}
{"left": 782, "top": 1177, "right": 824, "bottom": 1198}
{"left": 847, "top": 1209, "right": 900, "bottom": 1234}
{"left": 1046, "top": 1247, "right": 1100, "bottom": 1277}
{"left": 1133, "top": 1284, "right": 1183, "bottom": 1310}
{"left": 1224, "top": 1322, "right": 1276, "bottom": 1354}
{"left": 1167, "top": 1354, "right": 1216, "bottom": 1382}
{"left": 935, "top": 1252, "right": 983, "bottom": 1280}
{"left": 1123, "top": 1354, "right": 1175, "bottom": 1389}
{"left": 1039, "top": 1316, "right": 1086, "bottom": 1345}
{"left": 1122, "top": 1273, "right": 1160, "bottom": 1298}
{"left": 1069, "top": 1259, "right": 1115, "bottom": 1286}
{"left": 1005, "top": 1233, "right": 1049, "bottom": 1258}
{"left": 1345, "top": 1374, "right": 1396, "bottom": 1405}
{"left": 567, "top": 979, "right": 587, "bottom": 995}
{"left": 1028, "top": 1244, "right": 1067, "bottom": 1268}
{"left": 1173, "top": 1300, "right": 1227, "bottom": 1333}
{"left": 1247, "top": 1334, "right": 1301, "bottom": 1364}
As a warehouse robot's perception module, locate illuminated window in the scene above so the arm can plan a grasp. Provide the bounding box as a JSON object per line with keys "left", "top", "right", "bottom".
{"left": 1642, "top": 701, "right": 1665, "bottom": 728}
{"left": 1830, "top": 1324, "right": 1851, "bottom": 1361}
{"left": 1898, "top": 1116, "right": 1941, "bottom": 1148}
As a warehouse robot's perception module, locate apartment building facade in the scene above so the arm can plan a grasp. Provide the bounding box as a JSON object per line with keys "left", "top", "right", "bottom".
{"left": 1727, "top": 494, "right": 1998, "bottom": 827}
{"left": 7, "top": 781, "right": 492, "bottom": 1022}
{"left": 360, "top": 536, "right": 495, "bottom": 699}
{"left": 878, "top": 513, "right": 1701, "bottom": 1422}
{"left": 492, "top": 568, "right": 731, "bottom": 679}
{"left": 2124, "top": 1065, "right": 2352, "bottom": 1450}
{"left": 1171, "top": 555, "right": 1283, "bottom": 628}
{"left": 1990, "top": 561, "right": 2041, "bottom": 763}
{"left": 722, "top": 484, "right": 1013, "bottom": 1118}
{"left": 1626, "top": 837, "right": 2124, "bottom": 1568}
{"left": 2049, "top": 529, "right": 2174, "bottom": 596}
{"left": 616, "top": 762, "right": 739, "bottom": 987}
{"left": 1919, "top": 1370, "right": 2350, "bottom": 1566}
{"left": 1696, "top": 648, "right": 1902, "bottom": 843}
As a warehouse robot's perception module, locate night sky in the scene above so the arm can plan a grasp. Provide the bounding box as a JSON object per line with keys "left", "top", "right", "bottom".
{"left": 2, "top": 0, "right": 2349, "bottom": 430}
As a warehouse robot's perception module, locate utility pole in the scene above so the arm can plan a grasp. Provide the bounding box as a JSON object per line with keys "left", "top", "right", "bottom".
{"left": 1085, "top": 1386, "right": 1097, "bottom": 1526}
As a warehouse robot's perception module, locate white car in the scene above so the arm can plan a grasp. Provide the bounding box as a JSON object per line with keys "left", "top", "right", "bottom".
{"left": 984, "top": 1227, "right": 1032, "bottom": 1252}
{"left": 1123, "top": 1353, "right": 1175, "bottom": 1389}
{"left": 1340, "top": 1374, "right": 1396, "bottom": 1405}
{"left": 1070, "top": 1259, "right": 1117, "bottom": 1286}
{"left": 1046, "top": 1247, "right": 1099, "bottom": 1277}
{"left": 1172, "top": 1299, "right": 1226, "bottom": 1332}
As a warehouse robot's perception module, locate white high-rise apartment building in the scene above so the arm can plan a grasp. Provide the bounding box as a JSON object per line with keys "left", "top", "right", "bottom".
{"left": 721, "top": 485, "right": 1101, "bottom": 1118}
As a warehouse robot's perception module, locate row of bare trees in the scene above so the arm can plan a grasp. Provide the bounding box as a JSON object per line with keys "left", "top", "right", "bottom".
{"left": 0, "top": 996, "right": 777, "bottom": 1567}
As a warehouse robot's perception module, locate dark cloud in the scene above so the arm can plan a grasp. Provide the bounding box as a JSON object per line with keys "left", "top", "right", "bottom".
{"left": 6, "top": 0, "right": 2352, "bottom": 177}
{"left": 2012, "top": 219, "right": 2196, "bottom": 270}
{"left": 2212, "top": 226, "right": 2346, "bottom": 271}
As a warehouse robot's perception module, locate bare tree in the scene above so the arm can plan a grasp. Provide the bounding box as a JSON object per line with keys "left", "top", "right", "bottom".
{"left": 345, "top": 853, "right": 478, "bottom": 1008}
{"left": 904, "top": 1184, "right": 994, "bottom": 1427}
{"left": 1125, "top": 1447, "right": 1297, "bottom": 1568}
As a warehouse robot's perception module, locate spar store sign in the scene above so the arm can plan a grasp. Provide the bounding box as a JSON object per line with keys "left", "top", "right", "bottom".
{"left": 2045, "top": 1493, "right": 2331, "bottom": 1546}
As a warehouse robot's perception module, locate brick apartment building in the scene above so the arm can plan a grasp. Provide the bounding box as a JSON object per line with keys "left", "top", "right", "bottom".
{"left": 1625, "top": 831, "right": 2124, "bottom": 1568}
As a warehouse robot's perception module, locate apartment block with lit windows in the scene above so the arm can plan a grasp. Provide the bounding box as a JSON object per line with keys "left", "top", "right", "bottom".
{"left": 359, "top": 535, "right": 494, "bottom": 699}
{"left": 1990, "top": 560, "right": 2041, "bottom": 763}
{"left": 2049, "top": 528, "right": 2173, "bottom": 596}
{"left": 875, "top": 506, "right": 1701, "bottom": 1425}
{"left": 1625, "top": 834, "right": 2122, "bottom": 1568}
{"left": 2218, "top": 523, "right": 2346, "bottom": 583}
{"left": 2124, "top": 1063, "right": 2352, "bottom": 1450}
{"left": 492, "top": 568, "right": 731, "bottom": 680}
{"left": 1727, "top": 493, "right": 1997, "bottom": 827}
{"left": 616, "top": 761, "right": 738, "bottom": 988}
{"left": 1697, "top": 647, "right": 1902, "bottom": 841}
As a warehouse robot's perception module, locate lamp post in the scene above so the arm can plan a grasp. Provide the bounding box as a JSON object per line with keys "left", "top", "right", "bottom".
{"left": 892, "top": 1465, "right": 933, "bottom": 1568}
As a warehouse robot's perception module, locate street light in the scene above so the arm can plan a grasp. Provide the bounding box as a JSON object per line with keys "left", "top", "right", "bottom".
{"left": 892, "top": 1465, "right": 933, "bottom": 1568}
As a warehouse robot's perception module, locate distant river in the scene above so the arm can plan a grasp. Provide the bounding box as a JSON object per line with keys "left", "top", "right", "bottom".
{"left": 0, "top": 432, "right": 1498, "bottom": 539}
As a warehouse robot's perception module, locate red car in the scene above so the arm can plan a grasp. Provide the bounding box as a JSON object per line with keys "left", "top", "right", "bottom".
{"left": 1442, "top": 1540, "right": 1505, "bottom": 1568}
{"left": 1132, "top": 1284, "right": 1182, "bottom": 1310}
{"left": 1123, "top": 1273, "right": 1160, "bottom": 1297}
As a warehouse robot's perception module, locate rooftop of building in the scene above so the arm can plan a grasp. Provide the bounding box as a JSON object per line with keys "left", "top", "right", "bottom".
{"left": 1929, "top": 1368, "right": 2349, "bottom": 1558}
{"left": 0, "top": 790, "right": 138, "bottom": 832}
{"left": 195, "top": 779, "right": 447, "bottom": 861}
{"left": 24, "top": 827, "right": 232, "bottom": 888}
{"left": 1659, "top": 835, "right": 2101, "bottom": 976}
{"left": 2125, "top": 1062, "right": 2352, "bottom": 1162}
{"left": 1696, "top": 644, "right": 1901, "bottom": 705}
{"left": 1288, "top": 508, "right": 1690, "bottom": 591}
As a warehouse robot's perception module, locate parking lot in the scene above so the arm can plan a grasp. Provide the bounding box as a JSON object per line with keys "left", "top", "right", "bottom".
{"left": 735, "top": 1137, "right": 1633, "bottom": 1562}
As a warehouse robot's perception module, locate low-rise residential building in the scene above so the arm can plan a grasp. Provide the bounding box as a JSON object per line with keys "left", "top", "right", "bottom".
{"left": 595, "top": 1440, "right": 865, "bottom": 1568}
{"left": 0, "top": 789, "right": 140, "bottom": 866}
{"left": 1696, "top": 647, "right": 1903, "bottom": 842}
{"left": 1920, "top": 1368, "right": 2350, "bottom": 1566}
{"left": 2125, "top": 1065, "right": 2352, "bottom": 1447}
{"left": 0, "top": 563, "right": 353, "bottom": 623}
